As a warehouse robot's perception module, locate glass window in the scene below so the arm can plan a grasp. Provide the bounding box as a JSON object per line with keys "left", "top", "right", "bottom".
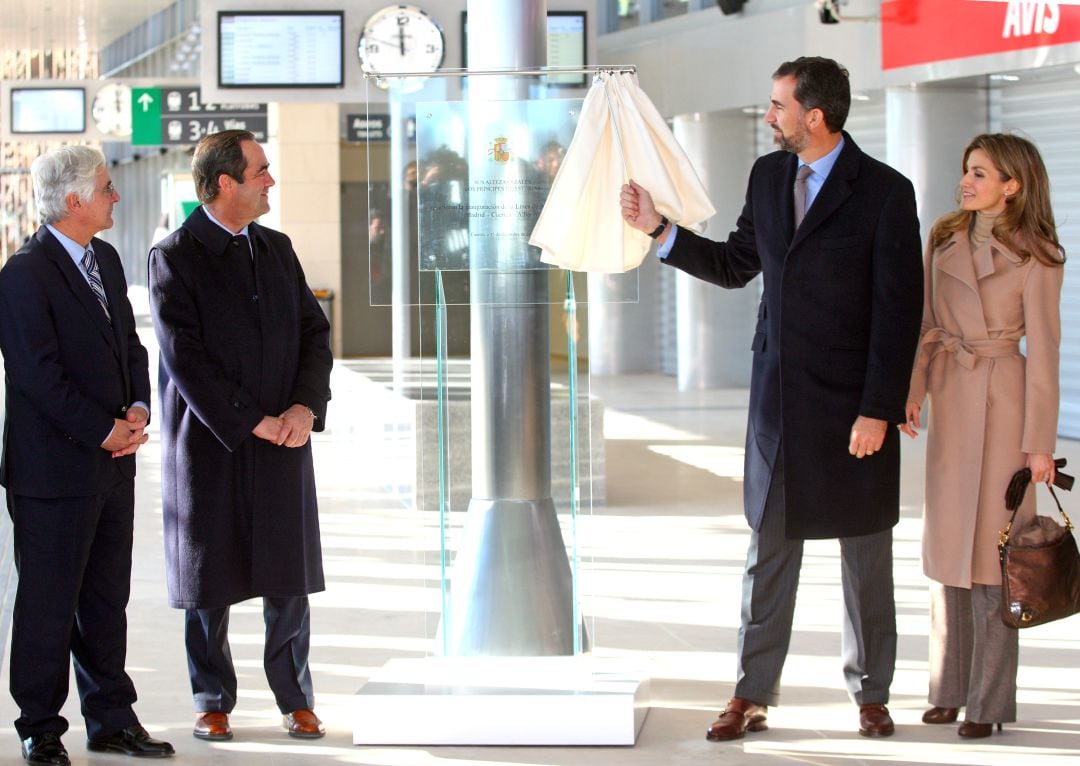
{"left": 661, "top": 0, "right": 691, "bottom": 20}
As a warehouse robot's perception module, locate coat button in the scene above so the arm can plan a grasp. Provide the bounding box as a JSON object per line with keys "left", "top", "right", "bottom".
{"left": 252, "top": 294, "right": 258, "bottom": 301}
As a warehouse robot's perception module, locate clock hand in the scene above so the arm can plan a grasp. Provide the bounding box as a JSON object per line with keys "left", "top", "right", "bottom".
{"left": 364, "top": 36, "right": 405, "bottom": 49}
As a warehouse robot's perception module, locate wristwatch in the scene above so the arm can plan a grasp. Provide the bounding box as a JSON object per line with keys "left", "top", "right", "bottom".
{"left": 648, "top": 215, "right": 670, "bottom": 239}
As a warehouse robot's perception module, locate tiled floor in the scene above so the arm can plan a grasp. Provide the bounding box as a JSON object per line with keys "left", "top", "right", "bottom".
{"left": 1, "top": 309, "right": 1078, "bottom": 765}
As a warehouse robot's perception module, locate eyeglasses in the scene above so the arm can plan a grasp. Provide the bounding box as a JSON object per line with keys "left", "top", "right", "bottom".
{"left": 100, "top": 182, "right": 117, "bottom": 196}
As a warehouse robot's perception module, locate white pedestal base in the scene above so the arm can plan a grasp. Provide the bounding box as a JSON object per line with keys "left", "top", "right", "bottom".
{"left": 353, "top": 657, "right": 649, "bottom": 746}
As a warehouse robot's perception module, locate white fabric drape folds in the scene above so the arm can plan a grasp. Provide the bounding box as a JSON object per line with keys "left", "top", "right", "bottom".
{"left": 530, "top": 71, "right": 715, "bottom": 273}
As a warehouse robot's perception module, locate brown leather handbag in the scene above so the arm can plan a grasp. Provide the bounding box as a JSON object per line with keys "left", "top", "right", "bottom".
{"left": 998, "top": 458, "right": 1080, "bottom": 629}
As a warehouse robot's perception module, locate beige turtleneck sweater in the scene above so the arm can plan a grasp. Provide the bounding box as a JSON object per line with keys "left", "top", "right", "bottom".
{"left": 969, "top": 210, "right": 1001, "bottom": 251}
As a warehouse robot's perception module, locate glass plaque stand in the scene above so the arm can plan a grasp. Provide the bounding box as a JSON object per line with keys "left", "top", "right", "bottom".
{"left": 353, "top": 65, "right": 647, "bottom": 746}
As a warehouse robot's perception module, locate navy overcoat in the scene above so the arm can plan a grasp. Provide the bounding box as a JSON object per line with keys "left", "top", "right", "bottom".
{"left": 149, "top": 207, "right": 332, "bottom": 608}
{"left": 664, "top": 133, "right": 923, "bottom": 539}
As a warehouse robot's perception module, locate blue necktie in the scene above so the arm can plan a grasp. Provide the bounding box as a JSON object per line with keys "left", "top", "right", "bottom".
{"left": 81, "top": 248, "right": 111, "bottom": 322}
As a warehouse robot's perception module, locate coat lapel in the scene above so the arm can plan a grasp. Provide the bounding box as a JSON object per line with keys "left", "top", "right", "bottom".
{"left": 39, "top": 228, "right": 118, "bottom": 353}
{"left": 773, "top": 155, "right": 797, "bottom": 248}
{"left": 935, "top": 231, "right": 989, "bottom": 339}
{"left": 92, "top": 237, "right": 133, "bottom": 378}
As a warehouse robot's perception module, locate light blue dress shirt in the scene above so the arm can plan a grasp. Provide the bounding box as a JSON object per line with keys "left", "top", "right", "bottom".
{"left": 46, "top": 223, "right": 97, "bottom": 288}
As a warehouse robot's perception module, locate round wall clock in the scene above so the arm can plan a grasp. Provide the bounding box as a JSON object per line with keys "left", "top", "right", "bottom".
{"left": 358, "top": 4, "right": 445, "bottom": 90}
{"left": 92, "top": 82, "right": 133, "bottom": 137}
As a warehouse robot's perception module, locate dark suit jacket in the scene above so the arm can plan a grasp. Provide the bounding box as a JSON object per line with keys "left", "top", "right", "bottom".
{"left": 149, "top": 207, "right": 332, "bottom": 609}
{"left": 0, "top": 227, "right": 150, "bottom": 498}
{"left": 664, "top": 132, "right": 923, "bottom": 539}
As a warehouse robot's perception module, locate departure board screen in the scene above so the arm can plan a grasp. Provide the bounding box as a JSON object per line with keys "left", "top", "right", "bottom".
{"left": 461, "top": 11, "right": 587, "bottom": 87}
{"left": 11, "top": 88, "right": 86, "bottom": 133}
{"left": 545, "top": 11, "right": 587, "bottom": 86}
{"left": 218, "top": 11, "right": 344, "bottom": 88}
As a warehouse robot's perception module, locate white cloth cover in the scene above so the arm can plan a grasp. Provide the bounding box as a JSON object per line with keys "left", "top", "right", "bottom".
{"left": 530, "top": 71, "right": 715, "bottom": 273}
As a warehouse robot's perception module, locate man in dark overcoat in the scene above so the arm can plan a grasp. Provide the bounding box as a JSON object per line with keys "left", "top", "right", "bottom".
{"left": 148, "top": 130, "right": 332, "bottom": 742}
{"left": 621, "top": 57, "right": 922, "bottom": 739}
{"left": 0, "top": 145, "right": 173, "bottom": 764}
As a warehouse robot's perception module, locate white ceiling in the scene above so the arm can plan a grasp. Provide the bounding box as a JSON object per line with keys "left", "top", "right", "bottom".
{"left": 1, "top": 0, "right": 175, "bottom": 64}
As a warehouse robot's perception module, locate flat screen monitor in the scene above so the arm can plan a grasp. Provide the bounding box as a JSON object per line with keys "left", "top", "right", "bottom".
{"left": 218, "top": 11, "right": 344, "bottom": 88}
{"left": 10, "top": 88, "right": 86, "bottom": 134}
{"left": 461, "top": 11, "right": 587, "bottom": 87}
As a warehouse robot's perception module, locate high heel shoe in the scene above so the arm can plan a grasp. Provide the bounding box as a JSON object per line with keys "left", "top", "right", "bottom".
{"left": 958, "top": 721, "right": 1002, "bottom": 738}
{"left": 922, "top": 706, "right": 959, "bottom": 724}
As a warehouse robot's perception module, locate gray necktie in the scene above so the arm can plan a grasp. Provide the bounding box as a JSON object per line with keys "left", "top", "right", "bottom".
{"left": 793, "top": 164, "right": 813, "bottom": 231}
{"left": 81, "top": 248, "right": 111, "bottom": 322}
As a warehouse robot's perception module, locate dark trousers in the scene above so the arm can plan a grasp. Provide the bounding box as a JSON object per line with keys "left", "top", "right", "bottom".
{"left": 8, "top": 483, "right": 139, "bottom": 739}
{"left": 734, "top": 452, "right": 897, "bottom": 706}
{"left": 185, "top": 596, "right": 314, "bottom": 715}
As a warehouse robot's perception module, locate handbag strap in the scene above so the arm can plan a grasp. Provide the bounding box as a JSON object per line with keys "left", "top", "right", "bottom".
{"left": 999, "top": 463, "right": 1074, "bottom": 556}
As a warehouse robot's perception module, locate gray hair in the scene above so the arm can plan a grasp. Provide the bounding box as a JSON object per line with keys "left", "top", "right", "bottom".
{"left": 30, "top": 145, "right": 106, "bottom": 224}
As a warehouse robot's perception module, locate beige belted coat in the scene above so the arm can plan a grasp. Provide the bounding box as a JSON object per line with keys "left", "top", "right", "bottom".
{"left": 907, "top": 227, "right": 1062, "bottom": 587}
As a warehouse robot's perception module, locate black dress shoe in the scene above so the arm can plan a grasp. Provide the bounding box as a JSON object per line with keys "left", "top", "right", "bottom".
{"left": 87, "top": 724, "right": 175, "bottom": 758}
{"left": 21, "top": 732, "right": 70, "bottom": 765}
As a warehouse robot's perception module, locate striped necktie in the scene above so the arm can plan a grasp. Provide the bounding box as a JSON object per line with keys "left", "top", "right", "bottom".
{"left": 81, "top": 248, "right": 111, "bottom": 322}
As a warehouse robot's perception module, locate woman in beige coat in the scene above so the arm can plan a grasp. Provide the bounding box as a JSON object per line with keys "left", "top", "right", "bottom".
{"left": 902, "top": 134, "right": 1065, "bottom": 738}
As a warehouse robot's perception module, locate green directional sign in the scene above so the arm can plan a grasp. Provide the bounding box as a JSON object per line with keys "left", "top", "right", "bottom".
{"left": 131, "top": 88, "right": 162, "bottom": 145}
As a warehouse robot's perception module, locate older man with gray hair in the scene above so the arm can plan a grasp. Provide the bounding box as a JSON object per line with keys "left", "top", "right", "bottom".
{"left": 0, "top": 145, "right": 173, "bottom": 764}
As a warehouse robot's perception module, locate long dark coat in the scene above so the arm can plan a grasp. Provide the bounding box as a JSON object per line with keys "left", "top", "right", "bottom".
{"left": 149, "top": 207, "right": 332, "bottom": 609}
{"left": 664, "top": 133, "right": 923, "bottom": 539}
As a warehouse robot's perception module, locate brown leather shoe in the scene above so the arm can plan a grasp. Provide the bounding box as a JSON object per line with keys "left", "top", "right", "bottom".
{"left": 858, "top": 704, "right": 895, "bottom": 737}
{"left": 705, "top": 697, "right": 768, "bottom": 741}
{"left": 922, "top": 706, "right": 959, "bottom": 724}
{"left": 193, "top": 712, "right": 232, "bottom": 741}
{"left": 958, "top": 721, "right": 1001, "bottom": 738}
{"left": 283, "top": 709, "right": 325, "bottom": 739}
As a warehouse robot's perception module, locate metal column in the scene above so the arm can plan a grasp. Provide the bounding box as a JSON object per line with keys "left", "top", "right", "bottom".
{"left": 440, "top": 0, "right": 579, "bottom": 656}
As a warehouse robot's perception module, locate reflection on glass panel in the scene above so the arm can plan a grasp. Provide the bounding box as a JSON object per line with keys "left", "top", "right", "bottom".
{"left": 364, "top": 73, "right": 641, "bottom": 308}
{"left": 661, "top": 0, "right": 691, "bottom": 20}
{"left": 416, "top": 99, "right": 580, "bottom": 272}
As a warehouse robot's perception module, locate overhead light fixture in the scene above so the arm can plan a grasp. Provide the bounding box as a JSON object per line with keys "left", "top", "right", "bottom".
{"left": 816, "top": 0, "right": 840, "bottom": 23}
{"left": 814, "top": 0, "right": 878, "bottom": 23}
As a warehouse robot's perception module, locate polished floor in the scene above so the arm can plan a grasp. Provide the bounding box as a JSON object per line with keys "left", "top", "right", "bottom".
{"left": 1, "top": 302, "right": 1079, "bottom": 765}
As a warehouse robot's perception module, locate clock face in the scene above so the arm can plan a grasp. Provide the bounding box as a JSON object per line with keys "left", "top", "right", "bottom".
{"left": 92, "top": 83, "right": 133, "bottom": 137}
{"left": 358, "top": 4, "right": 444, "bottom": 89}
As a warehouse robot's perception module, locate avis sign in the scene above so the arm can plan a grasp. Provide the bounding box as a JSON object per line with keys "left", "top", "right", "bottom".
{"left": 881, "top": 1, "right": 1080, "bottom": 70}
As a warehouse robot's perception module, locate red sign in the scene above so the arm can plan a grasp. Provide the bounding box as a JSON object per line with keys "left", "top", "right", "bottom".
{"left": 882, "top": 0, "right": 1080, "bottom": 70}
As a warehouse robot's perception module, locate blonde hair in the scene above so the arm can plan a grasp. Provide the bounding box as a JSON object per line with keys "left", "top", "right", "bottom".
{"left": 929, "top": 133, "right": 1065, "bottom": 267}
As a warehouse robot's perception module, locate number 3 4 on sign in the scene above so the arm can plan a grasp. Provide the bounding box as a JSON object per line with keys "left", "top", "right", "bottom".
{"left": 131, "top": 86, "right": 267, "bottom": 147}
